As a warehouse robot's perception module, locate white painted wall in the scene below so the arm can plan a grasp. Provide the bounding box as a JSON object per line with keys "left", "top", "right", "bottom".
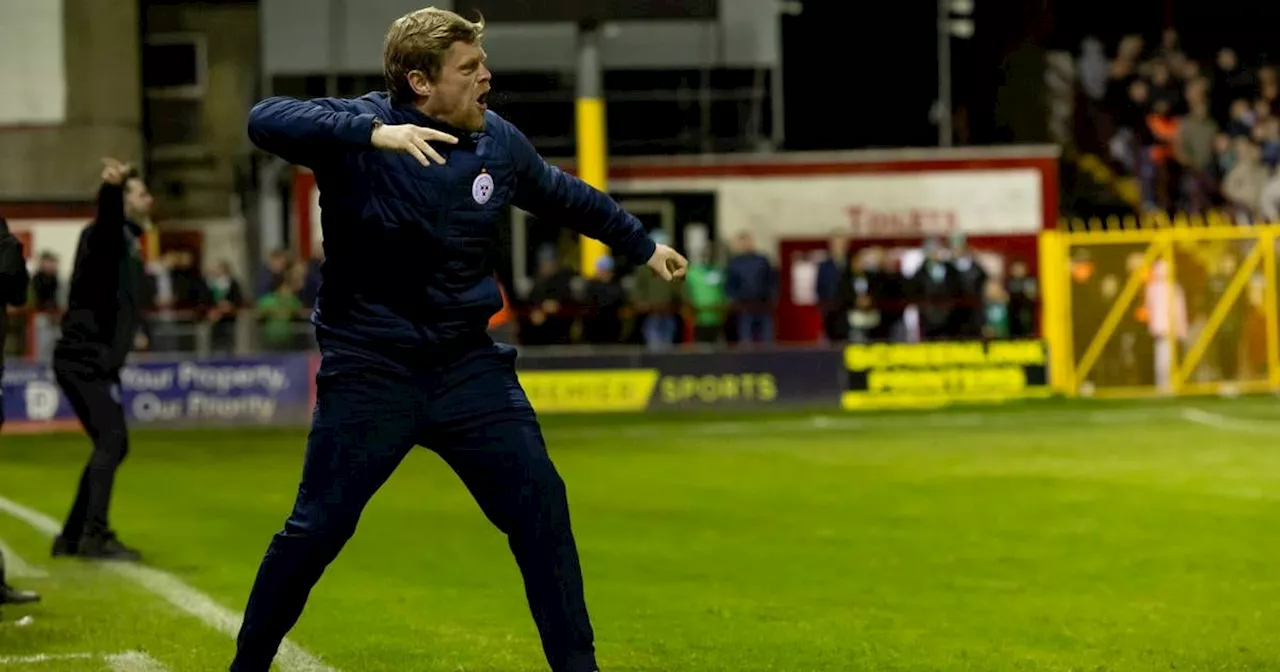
{"left": 0, "top": 0, "right": 66, "bottom": 124}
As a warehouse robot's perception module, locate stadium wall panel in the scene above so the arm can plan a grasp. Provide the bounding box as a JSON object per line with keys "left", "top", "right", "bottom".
{"left": 2, "top": 342, "right": 1055, "bottom": 433}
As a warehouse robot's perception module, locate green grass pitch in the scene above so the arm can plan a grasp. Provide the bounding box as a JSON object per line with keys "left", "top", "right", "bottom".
{"left": 2, "top": 398, "right": 1280, "bottom": 671}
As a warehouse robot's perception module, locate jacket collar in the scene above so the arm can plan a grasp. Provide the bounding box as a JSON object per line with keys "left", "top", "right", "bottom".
{"left": 375, "top": 91, "right": 485, "bottom": 145}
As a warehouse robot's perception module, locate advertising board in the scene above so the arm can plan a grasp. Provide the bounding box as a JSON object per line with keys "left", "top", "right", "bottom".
{"left": 516, "top": 349, "right": 843, "bottom": 413}
{"left": 842, "top": 340, "right": 1052, "bottom": 410}
{"left": 1, "top": 354, "right": 314, "bottom": 431}
{"left": 2, "top": 342, "right": 1058, "bottom": 432}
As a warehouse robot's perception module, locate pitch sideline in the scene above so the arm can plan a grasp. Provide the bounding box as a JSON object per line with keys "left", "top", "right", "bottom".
{"left": 0, "top": 495, "right": 337, "bottom": 672}
{"left": 0, "top": 651, "right": 169, "bottom": 671}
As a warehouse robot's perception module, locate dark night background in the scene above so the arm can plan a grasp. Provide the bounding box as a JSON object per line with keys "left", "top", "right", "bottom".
{"left": 782, "top": 0, "right": 1280, "bottom": 151}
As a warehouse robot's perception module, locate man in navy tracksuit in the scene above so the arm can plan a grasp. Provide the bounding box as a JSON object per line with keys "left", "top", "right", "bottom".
{"left": 230, "top": 8, "right": 687, "bottom": 672}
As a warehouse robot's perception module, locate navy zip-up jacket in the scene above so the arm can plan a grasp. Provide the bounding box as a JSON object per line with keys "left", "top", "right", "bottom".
{"left": 248, "top": 92, "right": 656, "bottom": 359}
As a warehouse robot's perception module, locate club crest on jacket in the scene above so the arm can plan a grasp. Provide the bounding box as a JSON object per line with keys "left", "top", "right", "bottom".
{"left": 472, "top": 170, "right": 494, "bottom": 205}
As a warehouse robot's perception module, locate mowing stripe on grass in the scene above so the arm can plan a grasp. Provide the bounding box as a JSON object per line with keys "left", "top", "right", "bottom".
{"left": 0, "top": 536, "right": 47, "bottom": 578}
{"left": 104, "top": 651, "right": 170, "bottom": 672}
{"left": 547, "top": 407, "right": 1180, "bottom": 441}
{"left": 0, "top": 495, "right": 337, "bottom": 672}
{"left": 1180, "top": 407, "right": 1280, "bottom": 434}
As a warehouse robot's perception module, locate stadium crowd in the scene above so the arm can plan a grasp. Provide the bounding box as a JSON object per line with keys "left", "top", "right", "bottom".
{"left": 3, "top": 227, "right": 1038, "bottom": 357}
{"left": 1076, "top": 29, "right": 1280, "bottom": 219}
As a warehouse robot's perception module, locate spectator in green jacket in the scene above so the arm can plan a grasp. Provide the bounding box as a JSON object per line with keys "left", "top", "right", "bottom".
{"left": 683, "top": 248, "right": 726, "bottom": 344}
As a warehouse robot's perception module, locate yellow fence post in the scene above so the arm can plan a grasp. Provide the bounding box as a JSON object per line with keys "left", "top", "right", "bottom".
{"left": 1173, "top": 242, "right": 1264, "bottom": 386}
{"left": 1038, "top": 229, "right": 1071, "bottom": 394}
{"left": 1166, "top": 241, "right": 1179, "bottom": 394}
{"left": 1265, "top": 229, "right": 1280, "bottom": 390}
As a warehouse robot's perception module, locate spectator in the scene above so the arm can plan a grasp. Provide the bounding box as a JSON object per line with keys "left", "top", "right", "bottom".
{"left": 911, "top": 238, "right": 960, "bottom": 342}
{"left": 683, "top": 248, "right": 726, "bottom": 344}
{"left": 146, "top": 250, "right": 179, "bottom": 352}
{"left": 1260, "top": 167, "right": 1280, "bottom": 222}
{"left": 299, "top": 247, "right": 323, "bottom": 309}
{"left": 1105, "top": 35, "right": 1144, "bottom": 112}
{"left": 1178, "top": 97, "right": 1219, "bottom": 211}
{"left": 949, "top": 233, "right": 988, "bottom": 340}
{"left": 524, "top": 246, "right": 575, "bottom": 346}
{"left": 1253, "top": 117, "right": 1280, "bottom": 168}
{"left": 1005, "top": 258, "right": 1038, "bottom": 339}
{"left": 835, "top": 249, "right": 880, "bottom": 344}
{"left": 171, "top": 249, "right": 207, "bottom": 310}
{"left": 982, "top": 279, "right": 1010, "bottom": 340}
{"left": 1148, "top": 60, "right": 1179, "bottom": 111}
{"left": 1223, "top": 138, "right": 1269, "bottom": 219}
{"left": 579, "top": 256, "right": 624, "bottom": 345}
{"left": 1077, "top": 37, "right": 1109, "bottom": 102}
{"left": 1157, "top": 28, "right": 1183, "bottom": 64}
{"left": 256, "top": 248, "right": 290, "bottom": 297}
{"left": 30, "top": 252, "right": 59, "bottom": 310}
{"left": 1212, "top": 49, "right": 1253, "bottom": 123}
{"left": 814, "top": 232, "right": 848, "bottom": 342}
{"left": 630, "top": 230, "right": 681, "bottom": 351}
{"left": 1225, "top": 98, "right": 1254, "bottom": 138}
{"left": 1146, "top": 97, "right": 1182, "bottom": 209}
{"left": 256, "top": 276, "right": 304, "bottom": 351}
{"left": 1145, "top": 259, "right": 1187, "bottom": 394}
{"left": 1210, "top": 132, "right": 1237, "bottom": 185}
{"left": 204, "top": 260, "right": 244, "bottom": 353}
{"left": 1260, "top": 66, "right": 1280, "bottom": 117}
{"left": 27, "top": 250, "right": 62, "bottom": 361}
{"left": 1183, "top": 75, "right": 1210, "bottom": 115}
{"left": 1254, "top": 99, "right": 1275, "bottom": 130}
{"left": 724, "top": 232, "right": 777, "bottom": 345}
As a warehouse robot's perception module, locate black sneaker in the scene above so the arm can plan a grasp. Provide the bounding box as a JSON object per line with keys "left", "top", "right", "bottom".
{"left": 0, "top": 584, "right": 40, "bottom": 605}
{"left": 51, "top": 534, "right": 78, "bottom": 557}
{"left": 78, "top": 533, "right": 141, "bottom": 562}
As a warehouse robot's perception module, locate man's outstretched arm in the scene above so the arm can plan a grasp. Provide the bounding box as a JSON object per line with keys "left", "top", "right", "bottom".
{"left": 247, "top": 97, "right": 380, "bottom": 169}
{"left": 248, "top": 97, "right": 459, "bottom": 169}
{"left": 84, "top": 159, "right": 131, "bottom": 260}
{"left": 507, "top": 122, "right": 686, "bottom": 278}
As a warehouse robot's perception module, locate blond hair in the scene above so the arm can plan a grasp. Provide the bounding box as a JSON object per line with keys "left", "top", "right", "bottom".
{"left": 383, "top": 7, "right": 485, "bottom": 103}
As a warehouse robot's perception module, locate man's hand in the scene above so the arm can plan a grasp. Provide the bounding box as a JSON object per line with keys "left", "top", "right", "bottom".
{"left": 101, "top": 158, "right": 131, "bottom": 185}
{"left": 646, "top": 244, "right": 688, "bottom": 282}
{"left": 371, "top": 123, "right": 459, "bottom": 166}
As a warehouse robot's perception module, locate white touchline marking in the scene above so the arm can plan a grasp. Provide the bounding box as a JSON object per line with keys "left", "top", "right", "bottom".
{"left": 104, "top": 651, "right": 170, "bottom": 672}
{"left": 0, "top": 495, "right": 337, "bottom": 672}
{"left": 0, "top": 536, "right": 48, "bottom": 578}
{"left": 0, "top": 651, "right": 169, "bottom": 670}
{"left": 0, "top": 653, "right": 97, "bottom": 664}
{"left": 1181, "top": 407, "right": 1280, "bottom": 434}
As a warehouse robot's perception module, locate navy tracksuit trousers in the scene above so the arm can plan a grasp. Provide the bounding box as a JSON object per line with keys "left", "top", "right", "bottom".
{"left": 230, "top": 339, "right": 596, "bottom": 672}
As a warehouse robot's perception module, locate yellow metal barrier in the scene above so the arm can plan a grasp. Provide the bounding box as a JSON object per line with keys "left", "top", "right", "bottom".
{"left": 1042, "top": 220, "right": 1280, "bottom": 399}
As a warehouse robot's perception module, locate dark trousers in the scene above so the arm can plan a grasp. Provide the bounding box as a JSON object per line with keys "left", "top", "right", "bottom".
{"left": 231, "top": 340, "right": 596, "bottom": 672}
{"left": 54, "top": 362, "right": 129, "bottom": 541}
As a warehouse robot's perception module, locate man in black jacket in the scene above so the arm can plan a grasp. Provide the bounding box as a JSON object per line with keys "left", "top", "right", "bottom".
{"left": 51, "top": 158, "right": 152, "bottom": 562}
{"left": 0, "top": 215, "right": 41, "bottom": 609}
